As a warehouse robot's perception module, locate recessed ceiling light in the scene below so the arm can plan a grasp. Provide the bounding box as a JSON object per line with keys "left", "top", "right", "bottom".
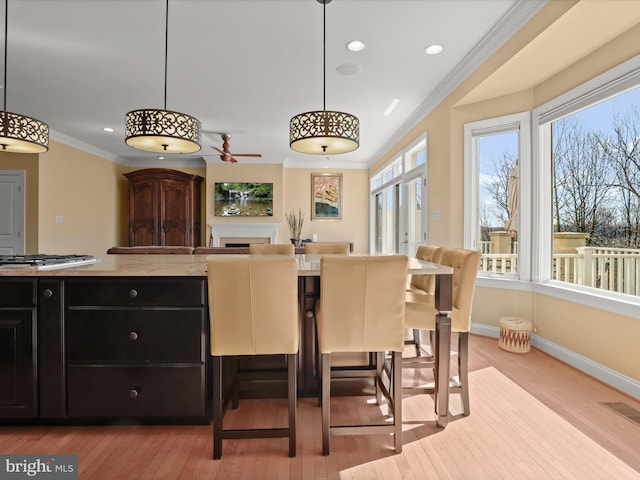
{"left": 336, "top": 63, "right": 361, "bottom": 76}
{"left": 384, "top": 98, "right": 400, "bottom": 116}
{"left": 346, "top": 40, "right": 366, "bottom": 52}
{"left": 102, "top": 127, "right": 114, "bottom": 132}
{"left": 424, "top": 44, "right": 444, "bottom": 55}
{"left": 158, "top": 156, "right": 165, "bottom": 160}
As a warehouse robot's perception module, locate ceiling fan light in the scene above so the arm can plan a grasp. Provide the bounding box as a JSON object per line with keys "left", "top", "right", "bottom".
{"left": 125, "top": 108, "right": 201, "bottom": 154}
{"left": 290, "top": 110, "right": 359, "bottom": 155}
{"left": 0, "top": 111, "right": 49, "bottom": 153}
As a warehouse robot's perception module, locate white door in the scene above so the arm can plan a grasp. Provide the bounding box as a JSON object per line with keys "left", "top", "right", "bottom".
{"left": 0, "top": 170, "right": 25, "bottom": 255}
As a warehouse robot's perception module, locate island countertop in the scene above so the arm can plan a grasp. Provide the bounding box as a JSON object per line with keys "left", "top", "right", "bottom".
{"left": 0, "top": 254, "right": 451, "bottom": 277}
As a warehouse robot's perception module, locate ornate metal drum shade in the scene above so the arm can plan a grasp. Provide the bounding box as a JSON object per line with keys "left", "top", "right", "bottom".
{"left": 289, "top": 0, "right": 359, "bottom": 156}
{"left": 0, "top": 0, "right": 48, "bottom": 154}
{"left": 289, "top": 109, "right": 359, "bottom": 155}
{"left": 125, "top": 108, "right": 201, "bottom": 154}
{"left": 0, "top": 111, "right": 49, "bottom": 153}
{"left": 124, "top": 0, "right": 201, "bottom": 154}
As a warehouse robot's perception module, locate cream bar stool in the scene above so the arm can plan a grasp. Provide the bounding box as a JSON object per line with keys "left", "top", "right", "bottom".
{"left": 407, "top": 245, "right": 443, "bottom": 356}
{"left": 248, "top": 243, "right": 295, "bottom": 254}
{"left": 304, "top": 242, "right": 350, "bottom": 254}
{"left": 207, "top": 256, "right": 298, "bottom": 459}
{"left": 404, "top": 247, "right": 481, "bottom": 416}
{"left": 316, "top": 255, "right": 408, "bottom": 455}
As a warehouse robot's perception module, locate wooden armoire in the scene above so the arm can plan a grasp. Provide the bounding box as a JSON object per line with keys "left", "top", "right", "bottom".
{"left": 124, "top": 168, "right": 204, "bottom": 247}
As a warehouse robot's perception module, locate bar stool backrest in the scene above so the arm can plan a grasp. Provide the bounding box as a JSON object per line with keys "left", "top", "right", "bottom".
{"left": 317, "top": 255, "right": 408, "bottom": 354}
{"left": 207, "top": 256, "right": 298, "bottom": 355}
{"left": 248, "top": 243, "right": 295, "bottom": 254}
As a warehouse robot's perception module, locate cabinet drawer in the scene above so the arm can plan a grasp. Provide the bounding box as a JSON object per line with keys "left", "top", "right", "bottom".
{"left": 67, "top": 309, "right": 205, "bottom": 362}
{"left": 0, "top": 279, "right": 36, "bottom": 306}
{"left": 67, "top": 365, "right": 206, "bottom": 418}
{"left": 66, "top": 278, "right": 205, "bottom": 306}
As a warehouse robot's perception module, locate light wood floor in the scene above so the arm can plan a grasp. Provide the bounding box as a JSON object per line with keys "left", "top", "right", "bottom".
{"left": 1, "top": 334, "right": 638, "bottom": 479}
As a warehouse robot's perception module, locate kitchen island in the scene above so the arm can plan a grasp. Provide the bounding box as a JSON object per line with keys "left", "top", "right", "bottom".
{"left": 0, "top": 254, "right": 452, "bottom": 426}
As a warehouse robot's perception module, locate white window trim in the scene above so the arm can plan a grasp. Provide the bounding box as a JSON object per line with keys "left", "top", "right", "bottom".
{"left": 530, "top": 54, "right": 640, "bottom": 314}
{"left": 463, "top": 111, "right": 530, "bottom": 280}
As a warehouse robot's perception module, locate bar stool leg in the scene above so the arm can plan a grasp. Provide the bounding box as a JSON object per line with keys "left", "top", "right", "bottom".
{"left": 288, "top": 353, "right": 297, "bottom": 457}
{"left": 213, "top": 356, "right": 223, "bottom": 460}
{"left": 321, "top": 353, "right": 331, "bottom": 456}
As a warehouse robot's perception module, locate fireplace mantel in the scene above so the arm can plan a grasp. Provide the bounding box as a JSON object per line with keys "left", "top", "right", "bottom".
{"left": 208, "top": 222, "right": 279, "bottom": 247}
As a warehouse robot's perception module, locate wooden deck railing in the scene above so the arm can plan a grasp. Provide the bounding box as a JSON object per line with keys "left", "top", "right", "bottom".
{"left": 479, "top": 246, "right": 640, "bottom": 297}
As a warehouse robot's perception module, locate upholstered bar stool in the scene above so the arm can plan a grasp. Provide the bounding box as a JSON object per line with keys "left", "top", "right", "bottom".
{"left": 316, "top": 255, "right": 408, "bottom": 455}
{"left": 304, "top": 242, "right": 350, "bottom": 254}
{"left": 404, "top": 247, "right": 481, "bottom": 416}
{"left": 248, "top": 243, "right": 295, "bottom": 254}
{"left": 207, "top": 256, "right": 298, "bottom": 459}
{"left": 406, "top": 245, "right": 443, "bottom": 356}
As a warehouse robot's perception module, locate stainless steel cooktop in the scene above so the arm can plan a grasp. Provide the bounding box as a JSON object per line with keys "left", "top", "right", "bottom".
{"left": 0, "top": 254, "right": 98, "bottom": 270}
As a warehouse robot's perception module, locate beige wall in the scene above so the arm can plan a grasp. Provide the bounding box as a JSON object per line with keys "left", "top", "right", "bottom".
{"left": 37, "top": 141, "right": 121, "bottom": 258}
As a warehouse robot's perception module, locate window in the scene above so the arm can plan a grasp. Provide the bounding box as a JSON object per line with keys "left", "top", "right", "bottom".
{"left": 464, "top": 113, "right": 530, "bottom": 279}
{"left": 370, "top": 135, "right": 427, "bottom": 254}
{"left": 536, "top": 57, "right": 640, "bottom": 299}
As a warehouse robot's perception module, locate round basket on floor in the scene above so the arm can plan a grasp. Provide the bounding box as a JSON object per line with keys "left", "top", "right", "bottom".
{"left": 498, "top": 317, "right": 532, "bottom": 354}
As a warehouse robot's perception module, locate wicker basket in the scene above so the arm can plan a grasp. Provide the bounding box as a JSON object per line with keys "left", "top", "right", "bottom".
{"left": 498, "top": 317, "right": 532, "bottom": 354}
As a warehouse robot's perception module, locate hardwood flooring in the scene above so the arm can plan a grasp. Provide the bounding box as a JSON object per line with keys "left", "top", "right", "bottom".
{"left": 1, "top": 334, "right": 638, "bottom": 479}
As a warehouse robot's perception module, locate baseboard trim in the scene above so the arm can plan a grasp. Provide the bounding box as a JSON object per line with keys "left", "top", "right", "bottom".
{"left": 470, "top": 324, "right": 640, "bottom": 400}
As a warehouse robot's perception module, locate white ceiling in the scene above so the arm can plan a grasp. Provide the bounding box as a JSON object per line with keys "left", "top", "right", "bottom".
{"left": 2, "top": 0, "right": 544, "bottom": 168}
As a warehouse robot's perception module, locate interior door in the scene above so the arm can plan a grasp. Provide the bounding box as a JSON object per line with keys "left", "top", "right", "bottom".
{"left": 0, "top": 171, "right": 25, "bottom": 255}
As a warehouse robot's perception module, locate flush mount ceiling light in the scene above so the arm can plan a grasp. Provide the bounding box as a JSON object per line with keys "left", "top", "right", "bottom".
{"left": 289, "top": 0, "right": 359, "bottom": 155}
{"left": 0, "top": 0, "right": 48, "bottom": 153}
{"left": 125, "top": 0, "right": 201, "bottom": 154}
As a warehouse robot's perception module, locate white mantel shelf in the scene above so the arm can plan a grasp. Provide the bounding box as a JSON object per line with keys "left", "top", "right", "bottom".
{"left": 208, "top": 222, "right": 280, "bottom": 247}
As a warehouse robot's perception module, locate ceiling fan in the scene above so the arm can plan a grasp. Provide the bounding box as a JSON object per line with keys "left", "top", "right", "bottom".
{"left": 211, "top": 133, "right": 262, "bottom": 163}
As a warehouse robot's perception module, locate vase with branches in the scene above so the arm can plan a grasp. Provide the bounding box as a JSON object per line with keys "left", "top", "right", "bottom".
{"left": 285, "top": 209, "right": 305, "bottom": 247}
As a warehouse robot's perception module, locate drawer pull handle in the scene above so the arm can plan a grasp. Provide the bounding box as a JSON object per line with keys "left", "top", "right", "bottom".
{"left": 130, "top": 388, "right": 140, "bottom": 399}
{"left": 128, "top": 289, "right": 138, "bottom": 298}
{"left": 129, "top": 331, "right": 139, "bottom": 341}
{"left": 43, "top": 288, "right": 53, "bottom": 298}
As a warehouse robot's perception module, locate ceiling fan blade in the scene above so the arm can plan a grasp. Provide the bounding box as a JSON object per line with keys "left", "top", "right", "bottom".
{"left": 231, "top": 153, "right": 262, "bottom": 157}
{"left": 229, "top": 157, "right": 238, "bottom": 163}
{"left": 212, "top": 146, "right": 225, "bottom": 155}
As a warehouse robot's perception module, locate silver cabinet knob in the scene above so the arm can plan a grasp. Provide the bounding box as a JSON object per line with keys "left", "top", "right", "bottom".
{"left": 43, "top": 288, "right": 53, "bottom": 298}
{"left": 129, "top": 331, "right": 139, "bottom": 341}
{"left": 128, "top": 289, "right": 138, "bottom": 298}
{"left": 130, "top": 388, "right": 140, "bottom": 399}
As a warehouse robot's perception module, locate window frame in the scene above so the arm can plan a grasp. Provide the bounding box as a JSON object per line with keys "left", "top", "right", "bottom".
{"left": 463, "top": 111, "right": 531, "bottom": 281}
{"left": 531, "top": 54, "right": 640, "bottom": 316}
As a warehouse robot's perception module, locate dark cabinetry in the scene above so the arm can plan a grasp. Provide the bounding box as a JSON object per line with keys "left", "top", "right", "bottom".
{"left": 66, "top": 277, "right": 208, "bottom": 421}
{"left": 125, "top": 168, "right": 203, "bottom": 247}
{"left": 0, "top": 279, "right": 36, "bottom": 417}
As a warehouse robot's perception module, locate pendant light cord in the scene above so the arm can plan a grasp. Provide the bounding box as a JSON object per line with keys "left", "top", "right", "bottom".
{"left": 3, "top": 0, "right": 8, "bottom": 113}
{"left": 163, "top": 0, "right": 168, "bottom": 110}
{"left": 322, "top": 1, "right": 326, "bottom": 111}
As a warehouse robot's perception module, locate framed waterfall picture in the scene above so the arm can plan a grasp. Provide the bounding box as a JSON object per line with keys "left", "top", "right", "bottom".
{"left": 311, "top": 173, "right": 342, "bottom": 220}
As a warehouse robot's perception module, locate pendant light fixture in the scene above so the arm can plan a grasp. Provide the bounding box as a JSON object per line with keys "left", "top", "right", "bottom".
{"left": 125, "top": 0, "right": 201, "bottom": 154}
{"left": 289, "top": 0, "right": 359, "bottom": 155}
{"left": 0, "top": 0, "right": 49, "bottom": 153}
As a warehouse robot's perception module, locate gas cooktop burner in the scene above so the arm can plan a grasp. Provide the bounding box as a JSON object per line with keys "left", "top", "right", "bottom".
{"left": 0, "top": 254, "right": 98, "bottom": 269}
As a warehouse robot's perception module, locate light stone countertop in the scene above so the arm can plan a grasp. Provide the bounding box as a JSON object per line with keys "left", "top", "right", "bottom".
{"left": 0, "top": 254, "right": 451, "bottom": 277}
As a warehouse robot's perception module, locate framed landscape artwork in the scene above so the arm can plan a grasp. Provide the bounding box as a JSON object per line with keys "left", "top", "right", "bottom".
{"left": 214, "top": 182, "right": 273, "bottom": 217}
{"left": 311, "top": 173, "right": 342, "bottom": 220}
